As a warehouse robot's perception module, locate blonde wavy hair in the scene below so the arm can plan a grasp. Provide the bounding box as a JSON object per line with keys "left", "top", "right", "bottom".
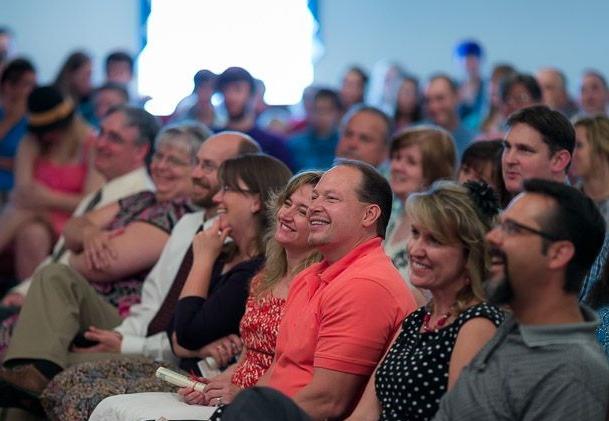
{"left": 253, "top": 171, "right": 323, "bottom": 298}
{"left": 405, "top": 180, "right": 498, "bottom": 313}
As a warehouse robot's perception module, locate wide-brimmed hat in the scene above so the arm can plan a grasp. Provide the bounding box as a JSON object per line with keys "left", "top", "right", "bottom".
{"left": 27, "top": 86, "right": 75, "bottom": 134}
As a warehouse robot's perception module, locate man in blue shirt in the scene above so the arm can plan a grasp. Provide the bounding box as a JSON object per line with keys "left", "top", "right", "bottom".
{"left": 0, "top": 58, "right": 36, "bottom": 200}
{"left": 287, "top": 88, "right": 342, "bottom": 171}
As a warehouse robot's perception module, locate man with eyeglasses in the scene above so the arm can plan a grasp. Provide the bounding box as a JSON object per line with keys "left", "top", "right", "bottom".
{"left": 433, "top": 179, "right": 609, "bottom": 421}
{"left": 500, "top": 103, "right": 609, "bottom": 306}
{"left": 0, "top": 131, "right": 261, "bottom": 413}
{"left": 2, "top": 105, "right": 159, "bottom": 307}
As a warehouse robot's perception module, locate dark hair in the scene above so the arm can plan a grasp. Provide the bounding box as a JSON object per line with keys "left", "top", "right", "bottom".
{"left": 460, "top": 139, "right": 503, "bottom": 187}
{"left": 334, "top": 158, "right": 393, "bottom": 239}
{"left": 500, "top": 73, "right": 542, "bottom": 103}
{"left": 394, "top": 75, "right": 423, "bottom": 124}
{"left": 346, "top": 66, "right": 369, "bottom": 88}
{"left": 428, "top": 73, "right": 459, "bottom": 94}
{"left": 0, "top": 57, "right": 35, "bottom": 86}
{"left": 193, "top": 69, "right": 217, "bottom": 92}
{"left": 26, "top": 85, "right": 75, "bottom": 134}
{"left": 507, "top": 104, "right": 575, "bottom": 156}
{"left": 583, "top": 69, "right": 609, "bottom": 90}
{"left": 341, "top": 104, "right": 393, "bottom": 145}
{"left": 105, "top": 51, "right": 134, "bottom": 74}
{"left": 53, "top": 51, "right": 91, "bottom": 96}
{"left": 94, "top": 81, "right": 129, "bottom": 102}
{"left": 106, "top": 105, "right": 160, "bottom": 148}
{"left": 216, "top": 67, "right": 255, "bottom": 95}
{"left": 491, "top": 64, "right": 517, "bottom": 82}
{"left": 219, "top": 154, "right": 293, "bottom": 255}
{"left": 314, "top": 88, "right": 343, "bottom": 111}
{"left": 523, "top": 179, "right": 606, "bottom": 293}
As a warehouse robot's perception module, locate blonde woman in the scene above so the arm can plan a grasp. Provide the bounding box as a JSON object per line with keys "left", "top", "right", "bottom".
{"left": 349, "top": 181, "right": 504, "bottom": 421}
{"left": 84, "top": 172, "right": 322, "bottom": 421}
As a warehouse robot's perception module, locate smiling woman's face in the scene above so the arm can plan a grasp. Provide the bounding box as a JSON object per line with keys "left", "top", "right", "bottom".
{"left": 150, "top": 141, "right": 193, "bottom": 202}
{"left": 274, "top": 184, "right": 314, "bottom": 251}
{"left": 407, "top": 222, "right": 468, "bottom": 293}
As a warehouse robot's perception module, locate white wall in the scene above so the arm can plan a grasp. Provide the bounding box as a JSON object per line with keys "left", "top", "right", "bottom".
{"left": 315, "top": 0, "right": 609, "bottom": 95}
{"left": 3, "top": 0, "right": 139, "bottom": 85}
{"left": 3, "top": 0, "right": 609, "bottom": 98}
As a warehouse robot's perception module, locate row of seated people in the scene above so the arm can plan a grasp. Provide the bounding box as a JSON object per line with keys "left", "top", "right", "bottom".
{"left": 0, "top": 98, "right": 608, "bottom": 419}
{"left": 2, "top": 59, "right": 609, "bottom": 290}
{"left": 3, "top": 52, "right": 609, "bottom": 202}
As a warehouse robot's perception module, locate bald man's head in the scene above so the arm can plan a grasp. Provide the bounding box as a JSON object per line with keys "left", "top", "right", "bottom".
{"left": 190, "top": 131, "right": 261, "bottom": 207}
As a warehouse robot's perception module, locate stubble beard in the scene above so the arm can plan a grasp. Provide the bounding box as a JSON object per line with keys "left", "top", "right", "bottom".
{"left": 488, "top": 255, "right": 515, "bottom": 306}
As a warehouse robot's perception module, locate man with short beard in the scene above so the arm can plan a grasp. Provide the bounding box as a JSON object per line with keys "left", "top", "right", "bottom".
{"left": 434, "top": 179, "right": 609, "bottom": 421}
{"left": 70, "top": 132, "right": 261, "bottom": 360}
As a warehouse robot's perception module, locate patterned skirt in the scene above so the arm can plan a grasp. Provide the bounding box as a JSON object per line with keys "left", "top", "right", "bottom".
{"left": 41, "top": 357, "right": 178, "bottom": 421}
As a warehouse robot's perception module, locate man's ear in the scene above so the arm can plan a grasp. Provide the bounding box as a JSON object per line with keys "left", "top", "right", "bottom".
{"left": 546, "top": 240, "right": 575, "bottom": 271}
{"left": 362, "top": 204, "right": 382, "bottom": 230}
{"left": 550, "top": 149, "right": 571, "bottom": 174}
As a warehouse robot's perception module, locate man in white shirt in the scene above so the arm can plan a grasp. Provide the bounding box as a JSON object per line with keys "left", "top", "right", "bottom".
{"left": 3, "top": 105, "right": 159, "bottom": 305}
{"left": 104, "top": 132, "right": 260, "bottom": 361}
{"left": 0, "top": 132, "right": 260, "bottom": 405}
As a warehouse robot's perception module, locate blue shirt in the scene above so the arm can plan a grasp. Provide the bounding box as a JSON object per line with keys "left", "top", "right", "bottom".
{"left": 579, "top": 232, "right": 609, "bottom": 358}
{"left": 287, "top": 128, "right": 338, "bottom": 172}
{"left": 214, "top": 125, "right": 295, "bottom": 171}
{"left": 0, "top": 108, "right": 27, "bottom": 191}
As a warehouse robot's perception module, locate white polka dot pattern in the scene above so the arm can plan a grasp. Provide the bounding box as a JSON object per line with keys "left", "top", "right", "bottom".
{"left": 375, "top": 303, "right": 504, "bottom": 420}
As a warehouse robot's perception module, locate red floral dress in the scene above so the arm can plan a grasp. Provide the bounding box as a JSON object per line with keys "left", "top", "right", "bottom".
{"left": 231, "top": 276, "right": 286, "bottom": 388}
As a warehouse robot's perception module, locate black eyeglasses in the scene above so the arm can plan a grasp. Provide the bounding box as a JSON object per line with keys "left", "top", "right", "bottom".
{"left": 497, "top": 219, "right": 560, "bottom": 241}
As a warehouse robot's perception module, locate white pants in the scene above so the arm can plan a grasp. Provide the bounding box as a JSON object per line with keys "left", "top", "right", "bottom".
{"left": 88, "top": 392, "right": 217, "bottom": 421}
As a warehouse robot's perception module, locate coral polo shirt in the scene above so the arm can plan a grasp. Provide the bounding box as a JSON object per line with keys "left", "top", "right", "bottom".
{"left": 268, "top": 237, "right": 417, "bottom": 397}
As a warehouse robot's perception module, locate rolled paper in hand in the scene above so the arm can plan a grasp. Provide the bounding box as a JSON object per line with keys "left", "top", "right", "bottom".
{"left": 155, "top": 367, "right": 206, "bottom": 392}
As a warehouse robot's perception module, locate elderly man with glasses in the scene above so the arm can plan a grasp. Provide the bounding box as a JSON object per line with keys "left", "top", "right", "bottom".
{"left": 0, "top": 131, "right": 260, "bottom": 415}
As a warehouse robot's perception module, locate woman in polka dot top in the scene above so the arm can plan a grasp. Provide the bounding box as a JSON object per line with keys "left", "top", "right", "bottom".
{"left": 348, "top": 181, "right": 505, "bottom": 421}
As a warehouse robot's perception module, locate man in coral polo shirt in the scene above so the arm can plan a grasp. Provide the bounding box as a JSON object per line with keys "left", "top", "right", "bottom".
{"left": 258, "top": 159, "right": 416, "bottom": 419}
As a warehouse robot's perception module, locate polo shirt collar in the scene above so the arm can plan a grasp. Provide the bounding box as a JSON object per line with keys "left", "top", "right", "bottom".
{"left": 519, "top": 305, "right": 599, "bottom": 347}
{"left": 306, "top": 237, "right": 382, "bottom": 298}
{"left": 318, "top": 237, "right": 382, "bottom": 284}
